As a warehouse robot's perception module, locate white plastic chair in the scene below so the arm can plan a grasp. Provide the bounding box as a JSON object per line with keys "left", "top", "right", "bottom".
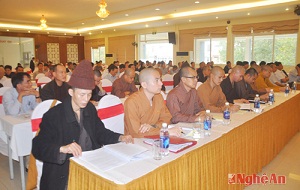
{"left": 196, "top": 82, "right": 203, "bottom": 90}
{"left": 37, "top": 76, "right": 51, "bottom": 87}
{"left": 97, "top": 95, "right": 124, "bottom": 134}
{"left": 0, "top": 87, "right": 11, "bottom": 155}
{"left": 102, "top": 79, "right": 113, "bottom": 94}
{"left": 1, "top": 78, "right": 12, "bottom": 87}
{"left": 35, "top": 73, "right": 45, "bottom": 80}
{"left": 31, "top": 99, "right": 61, "bottom": 189}
{"left": 162, "top": 74, "right": 174, "bottom": 92}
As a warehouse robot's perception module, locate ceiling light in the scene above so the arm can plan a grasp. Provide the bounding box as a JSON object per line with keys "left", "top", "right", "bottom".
{"left": 6, "top": 29, "right": 9, "bottom": 31}
{"left": 39, "top": 15, "right": 48, "bottom": 30}
{"left": 195, "top": 1, "right": 200, "bottom": 3}
{"left": 47, "top": 32, "right": 50, "bottom": 34}
{"left": 96, "top": 0, "right": 110, "bottom": 18}
{"left": 64, "top": 33, "right": 67, "bottom": 35}
{"left": 89, "top": 32, "right": 92, "bottom": 35}
{"left": 216, "top": 16, "right": 219, "bottom": 19}
{"left": 101, "top": 19, "right": 105, "bottom": 21}
{"left": 28, "top": 31, "right": 30, "bottom": 33}
{"left": 189, "top": 20, "right": 192, "bottom": 22}
{"left": 166, "top": 22, "right": 168, "bottom": 25}
{"left": 81, "top": 23, "right": 85, "bottom": 25}
{"left": 171, "top": 0, "right": 296, "bottom": 18}
{"left": 285, "top": 8, "right": 289, "bottom": 11}
{"left": 247, "top": 13, "right": 250, "bottom": 15}
{"left": 146, "top": 24, "right": 149, "bottom": 27}
{"left": 113, "top": 29, "right": 116, "bottom": 31}
{"left": 125, "top": 14, "right": 129, "bottom": 17}
{"left": 155, "top": 8, "right": 160, "bottom": 11}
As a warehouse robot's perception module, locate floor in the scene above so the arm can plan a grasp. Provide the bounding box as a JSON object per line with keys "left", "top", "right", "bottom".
{"left": 0, "top": 133, "right": 299, "bottom": 190}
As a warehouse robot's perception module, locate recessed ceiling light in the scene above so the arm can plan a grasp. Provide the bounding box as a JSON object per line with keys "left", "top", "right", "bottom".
{"left": 125, "top": 14, "right": 129, "bottom": 17}
{"left": 189, "top": 20, "right": 192, "bottom": 22}
{"left": 146, "top": 24, "right": 149, "bottom": 27}
{"left": 81, "top": 23, "right": 85, "bottom": 25}
{"left": 89, "top": 32, "right": 92, "bottom": 35}
{"left": 64, "top": 33, "right": 67, "bottom": 35}
{"left": 247, "top": 13, "right": 250, "bottom": 15}
{"left": 195, "top": 1, "right": 200, "bottom": 3}
{"left": 216, "top": 16, "right": 219, "bottom": 19}
{"left": 113, "top": 29, "right": 116, "bottom": 31}
{"left": 28, "top": 31, "right": 30, "bottom": 33}
{"left": 6, "top": 29, "right": 9, "bottom": 31}
{"left": 101, "top": 31, "right": 103, "bottom": 33}
{"left": 155, "top": 8, "right": 160, "bottom": 11}
{"left": 285, "top": 8, "right": 289, "bottom": 11}
{"left": 47, "top": 32, "right": 50, "bottom": 34}
{"left": 166, "top": 22, "right": 168, "bottom": 25}
{"left": 101, "top": 19, "right": 104, "bottom": 21}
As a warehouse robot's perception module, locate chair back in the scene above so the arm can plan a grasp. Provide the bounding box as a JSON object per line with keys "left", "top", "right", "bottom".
{"left": 0, "top": 87, "right": 11, "bottom": 116}
{"left": 37, "top": 76, "right": 51, "bottom": 87}
{"left": 196, "top": 82, "right": 203, "bottom": 90}
{"left": 35, "top": 73, "right": 45, "bottom": 80}
{"left": 162, "top": 74, "right": 174, "bottom": 92}
{"left": 24, "top": 67, "right": 32, "bottom": 74}
{"left": 1, "top": 78, "right": 12, "bottom": 87}
{"left": 101, "top": 79, "right": 113, "bottom": 94}
{"left": 31, "top": 99, "right": 62, "bottom": 134}
{"left": 97, "top": 95, "right": 124, "bottom": 134}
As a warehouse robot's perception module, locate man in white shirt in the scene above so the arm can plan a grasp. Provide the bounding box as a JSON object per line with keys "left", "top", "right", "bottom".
{"left": 3, "top": 72, "right": 40, "bottom": 115}
{"left": 269, "top": 63, "right": 285, "bottom": 87}
{"left": 288, "top": 64, "right": 300, "bottom": 83}
{"left": 103, "top": 64, "right": 118, "bottom": 83}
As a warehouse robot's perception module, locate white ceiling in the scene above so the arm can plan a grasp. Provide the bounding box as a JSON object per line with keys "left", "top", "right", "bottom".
{"left": 0, "top": 0, "right": 299, "bottom": 36}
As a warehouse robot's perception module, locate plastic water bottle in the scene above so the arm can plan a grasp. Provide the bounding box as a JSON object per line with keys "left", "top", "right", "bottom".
{"left": 285, "top": 83, "right": 290, "bottom": 97}
{"left": 223, "top": 102, "right": 230, "bottom": 125}
{"left": 254, "top": 94, "right": 260, "bottom": 113}
{"left": 204, "top": 110, "right": 212, "bottom": 136}
{"left": 268, "top": 89, "right": 274, "bottom": 105}
{"left": 160, "top": 123, "right": 169, "bottom": 156}
{"left": 292, "top": 81, "right": 297, "bottom": 93}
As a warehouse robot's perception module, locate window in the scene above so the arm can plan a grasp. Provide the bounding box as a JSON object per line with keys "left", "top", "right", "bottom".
{"left": 194, "top": 38, "right": 227, "bottom": 64}
{"left": 0, "top": 36, "right": 34, "bottom": 68}
{"left": 91, "top": 46, "right": 105, "bottom": 63}
{"left": 139, "top": 32, "right": 173, "bottom": 62}
{"left": 234, "top": 33, "right": 297, "bottom": 66}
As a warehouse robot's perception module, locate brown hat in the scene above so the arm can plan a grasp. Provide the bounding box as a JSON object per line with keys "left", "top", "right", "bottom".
{"left": 68, "top": 60, "right": 94, "bottom": 90}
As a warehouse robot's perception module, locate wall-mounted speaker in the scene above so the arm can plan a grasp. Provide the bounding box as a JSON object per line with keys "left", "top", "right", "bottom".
{"left": 168, "top": 32, "right": 176, "bottom": 45}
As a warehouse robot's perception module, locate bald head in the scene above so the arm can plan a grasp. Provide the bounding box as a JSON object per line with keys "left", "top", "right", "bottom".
{"left": 139, "top": 68, "right": 159, "bottom": 83}
{"left": 179, "top": 66, "right": 194, "bottom": 79}
{"left": 211, "top": 66, "right": 224, "bottom": 76}
{"left": 124, "top": 68, "right": 134, "bottom": 76}
{"left": 231, "top": 65, "right": 245, "bottom": 74}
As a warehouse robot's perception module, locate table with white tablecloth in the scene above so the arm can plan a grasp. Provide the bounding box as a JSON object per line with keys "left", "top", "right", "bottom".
{"left": 69, "top": 92, "right": 300, "bottom": 190}
{"left": 0, "top": 114, "right": 33, "bottom": 190}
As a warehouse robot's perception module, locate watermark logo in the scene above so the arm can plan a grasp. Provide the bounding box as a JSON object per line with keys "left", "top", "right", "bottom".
{"left": 228, "top": 173, "right": 286, "bottom": 186}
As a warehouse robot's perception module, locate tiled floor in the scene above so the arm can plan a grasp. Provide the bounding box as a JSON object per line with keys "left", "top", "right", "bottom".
{"left": 1, "top": 133, "right": 300, "bottom": 190}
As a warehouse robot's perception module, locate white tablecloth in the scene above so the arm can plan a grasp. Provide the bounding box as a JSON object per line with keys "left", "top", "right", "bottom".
{"left": 71, "top": 91, "right": 299, "bottom": 185}
{"left": 0, "top": 114, "right": 32, "bottom": 160}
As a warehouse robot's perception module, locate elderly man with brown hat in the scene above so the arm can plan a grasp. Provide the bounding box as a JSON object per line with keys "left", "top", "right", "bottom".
{"left": 32, "top": 60, "right": 133, "bottom": 190}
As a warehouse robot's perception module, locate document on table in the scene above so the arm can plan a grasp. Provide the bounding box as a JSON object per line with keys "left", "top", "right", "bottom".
{"left": 78, "top": 143, "right": 149, "bottom": 171}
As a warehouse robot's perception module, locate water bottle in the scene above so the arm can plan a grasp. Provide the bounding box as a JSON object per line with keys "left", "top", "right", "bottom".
{"left": 292, "top": 81, "right": 297, "bottom": 93}
{"left": 223, "top": 102, "right": 230, "bottom": 125}
{"left": 160, "top": 123, "right": 169, "bottom": 156}
{"left": 254, "top": 94, "right": 260, "bottom": 113}
{"left": 284, "top": 83, "right": 290, "bottom": 97}
{"left": 268, "top": 89, "right": 274, "bottom": 105}
{"left": 204, "top": 110, "right": 212, "bottom": 136}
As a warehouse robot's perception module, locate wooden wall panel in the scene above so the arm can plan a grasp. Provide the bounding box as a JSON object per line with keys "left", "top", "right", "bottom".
{"left": 84, "top": 38, "right": 105, "bottom": 62}
{"left": 108, "top": 35, "right": 135, "bottom": 63}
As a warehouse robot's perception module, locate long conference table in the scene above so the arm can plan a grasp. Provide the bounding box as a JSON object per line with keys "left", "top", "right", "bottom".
{"left": 68, "top": 92, "right": 300, "bottom": 190}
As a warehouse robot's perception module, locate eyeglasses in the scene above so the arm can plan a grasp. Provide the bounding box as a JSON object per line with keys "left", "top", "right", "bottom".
{"left": 183, "top": 76, "right": 197, "bottom": 79}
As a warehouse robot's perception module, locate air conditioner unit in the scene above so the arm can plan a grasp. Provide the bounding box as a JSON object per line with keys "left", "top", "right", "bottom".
{"left": 175, "top": 51, "right": 194, "bottom": 64}
{"left": 105, "top": 53, "right": 115, "bottom": 65}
